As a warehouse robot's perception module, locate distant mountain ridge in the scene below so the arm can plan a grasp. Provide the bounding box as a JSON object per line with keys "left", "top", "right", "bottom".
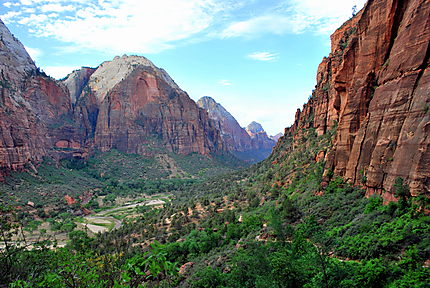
{"left": 197, "top": 96, "right": 276, "bottom": 163}
{"left": 0, "top": 20, "right": 226, "bottom": 179}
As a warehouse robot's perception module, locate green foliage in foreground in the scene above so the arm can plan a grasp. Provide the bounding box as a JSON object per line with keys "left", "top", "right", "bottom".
{"left": 2, "top": 174, "right": 429, "bottom": 287}
{"left": 1, "top": 125, "right": 429, "bottom": 287}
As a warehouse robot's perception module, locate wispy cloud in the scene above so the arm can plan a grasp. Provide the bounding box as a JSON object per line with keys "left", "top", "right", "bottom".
{"left": 220, "top": 0, "right": 366, "bottom": 38}
{"left": 3, "top": 2, "right": 14, "bottom": 8}
{"left": 2, "top": 0, "right": 229, "bottom": 54}
{"left": 40, "top": 4, "right": 75, "bottom": 13}
{"left": 1, "top": 0, "right": 366, "bottom": 54}
{"left": 247, "top": 52, "right": 278, "bottom": 61}
{"left": 221, "top": 15, "right": 300, "bottom": 38}
{"left": 218, "top": 79, "right": 232, "bottom": 86}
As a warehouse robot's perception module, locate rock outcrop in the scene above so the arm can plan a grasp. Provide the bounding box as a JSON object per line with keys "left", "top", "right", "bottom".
{"left": 275, "top": 0, "right": 430, "bottom": 197}
{"left": 70, "top": 56, "right": 224, "bottom": 155}
{"left": 0, "top": 19, "right": 72, "bottom": 179}
{"left": 246, "top": 121, "right": 276, "bottom": 151}
{"left": 0, "top": 21, "right": 225, "bottom": 178}
{"left": 197, "top": 97, "right": 275, "bottom": 162}
{"left": 270, "top": 133, "right": 283, "bottom": 142}
{"left": 197, "top": 96, "right": 253, "bottom": 151}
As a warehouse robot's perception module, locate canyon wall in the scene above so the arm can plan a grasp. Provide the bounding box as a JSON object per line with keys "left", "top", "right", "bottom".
{"left": 0, "top": 21, "right": 225, "bottom": 179}
{"left": 197, "top": 96, "right": 276, "bottom": 162}
{"left": 277, "top": 0, "right": 430, "bottom": 196}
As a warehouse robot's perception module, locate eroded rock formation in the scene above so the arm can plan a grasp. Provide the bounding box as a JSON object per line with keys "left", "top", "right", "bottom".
{"left": 0, "top": 21, "right": 225, "bottom": 178}
{"left": 71, "top": 56, "right": 224, "bottom": 155}
{"left": 0, "top": 19, "right": 72, "bottom": 179}
{"left": 276, "top": 0, "right": 430, "bottom": 197}
{"left": 197, "top": 97, "right": 275, "bottom": 162}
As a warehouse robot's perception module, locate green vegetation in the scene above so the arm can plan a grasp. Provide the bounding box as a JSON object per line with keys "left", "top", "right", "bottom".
{"left": 1, "top": 127, "right": 429, "bottom": 287}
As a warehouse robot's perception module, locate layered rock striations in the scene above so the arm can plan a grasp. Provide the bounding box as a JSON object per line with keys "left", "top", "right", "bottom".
{"left": 0, "top": 19, "right": 72, "bottom": 178}
{"left": 197, "top": 97, "right": 276, "bottom": 162}
{"left": 70, "top": 56, "right": 224, "bottom": 155}
{"left": 275, "top": 0, "right": 430, "bottom": 197}
{"left": 0, "top": 21, "right": 225, "bottom": 178}
{"left": 197, "top": 96, "right": 253, "bottom": 151}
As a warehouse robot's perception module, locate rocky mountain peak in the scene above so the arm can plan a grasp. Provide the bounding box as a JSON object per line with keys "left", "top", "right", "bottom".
{"left": 197, "top": 96, "right": 276, "bottom": 162}
{"left": 62, "top": 67, "right": 96, "bottom": 104}
{"left": 246, "top": 121, "right": 265, "bottom": 135}
{"left": 270, "top": 133, "right": 283, "bottom": 142}
{"left": 197, "top": 96, "right": 236, "bottom": 123}
{"left": 87, "top": 54, "right": 179, "bottom": 103}
{"left": 0, "top": 19, "right": 36, "bottom": 86}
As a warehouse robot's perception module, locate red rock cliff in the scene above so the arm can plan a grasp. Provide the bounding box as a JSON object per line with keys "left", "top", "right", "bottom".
{"left": 0, "top": 22, "right": 225, "bottom": 179}
{"left": 70, "top": 56, "right": 224, "bottom": 155}
{"left": 0, "top": 19, "right": 72, "bottom": 178}
{"left": 277, "top": 0, "right": 430, "bottom": 197}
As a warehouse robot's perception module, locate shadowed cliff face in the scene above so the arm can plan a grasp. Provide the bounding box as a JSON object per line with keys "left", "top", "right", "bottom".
{"left": 274, "top": 0, "right": 430, "bottom": 198}
{"left": 197, "top": 96, "right": 276, "bottom": 162}
{"left": 71, "top": 57, "right": 224, "bottom": 155}
{"left": 0, "top": 19, "right": 72, "bottom": 179}
{"left": 0, "top": 23, "right": 225, "bottom": 178}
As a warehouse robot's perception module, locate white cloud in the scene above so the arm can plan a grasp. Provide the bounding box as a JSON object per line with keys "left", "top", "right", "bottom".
{"left": 221, "top": 0, "right": 366, "bottom": 38}
{"left": 247, "top": 52, "right": 278, "bottom": 61}
{"left": 24, "top": 45, "right": 42, "bottom": 62}
{"left": 218, "top": 79, "right": 232, "bottom": 86}
{"left": 287, "top": 0, "right": 367, "bottom": 34}
{"left": 222, "top": 15, "right": 299, "bottom": 38}
{"left": 17, "top": 13, "right": 48, "bottom": 25}
{"left": 2, "top": 0, "right": 367, "bottom": 55}
{"left": 4, "top": 0, "right": 227, "bottom": 54}
{"left": 40, "top": 4, "right": 75, "bottom": 13}
{"left": 23, "top": 7, "right": 36, "bottom": 13}
{"left": 43, "top": 65, "right": 80, "bottom": 79}
{"left": 0, "top": 11, "right": 22, "bottom": 23}
{"left": 19, "top": 0, "right": 35, "bottom": 5}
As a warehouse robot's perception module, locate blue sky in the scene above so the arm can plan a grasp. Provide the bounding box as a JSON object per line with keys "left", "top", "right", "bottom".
{"left": 0, "top": 0, "right": 366, "bottom": 135}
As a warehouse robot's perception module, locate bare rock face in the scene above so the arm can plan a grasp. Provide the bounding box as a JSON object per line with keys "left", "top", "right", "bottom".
{"left": 63, "top": 67, "right": 96, "bottom": 104}
{"left": 197, "top": 97, "right": 276, "bottom": 162}
{"left": 276, "top": 0, "right": 430, "bottom": 198}
{"left": 197, "top": 96, "right": 253, "bottom": 151}
{"left": 0, "top": 20, "right": 225, "bottom": 178}
{"left": 0, "top": 19, "right": 72, "bottom": 179}
{"left": 270, "top": 133, "right": 283, "bottom": 142}
{"left": 246, "top": 121, "right": 276, "bottom": 150}
{"left": 70, "top": 55, "right": 224, "bottom": 155}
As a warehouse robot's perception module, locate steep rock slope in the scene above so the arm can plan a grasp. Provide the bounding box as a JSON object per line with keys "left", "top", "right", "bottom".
{"left": 270, "top": 132, "right": 283, "bottom": 142}
{"left": 246, "top": 121, "right": 276, "bottom": 150}
{"left": 274, "top": 0, "right": 430, "bottom": 197}
{"left": 196, "top": 96, "right": 253, "bottom": 151}
{"left": 197, "top": 96, "right": 275, "bottom": 162}
{"left": 0, "top": 19, "right": 71, "bottom": 178}
{"left": 0, "top": 20, "right": 226, "bottom": 178}
{"left": 68, "top": 56, "right": 224, "bottom": 155}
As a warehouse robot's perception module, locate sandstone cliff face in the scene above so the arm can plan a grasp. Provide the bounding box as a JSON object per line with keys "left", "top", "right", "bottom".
{"left": 246, "top": 121, "right": 276, "bottom": 150}
{"left": 0, "top": 19, "right": 72, "bottom": 178}
{"left": 0, "top": 21, "right": 225, "bottom": 178}
{"left": 197, "top": 97, "right": 275, "bottom": 162}
{"left": 197, "top": 96, "right": 253, "bottom": 151}
{"left": 276, "top": 0, "right": 430, "bottom": 197}
{"left": 67, "top": 56, "right": 224, "bottom": 156}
